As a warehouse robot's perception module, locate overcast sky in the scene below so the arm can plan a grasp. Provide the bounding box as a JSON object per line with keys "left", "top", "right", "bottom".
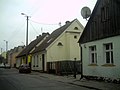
{"left": 0, "top": 0, "right": 97, "bottom": 51}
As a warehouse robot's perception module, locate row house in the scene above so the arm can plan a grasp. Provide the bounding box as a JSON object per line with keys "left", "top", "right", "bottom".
{"left": 79, "top": 0, "right": 120, "bottom": 82}
{"left": 31, "top": 19, "right": 84, "bottom": 75}
{"left": 7, "top": 46, "right": 25, "bottom": 67}
{"left": 16, "top": 33, "right": 49, "bottom": 68}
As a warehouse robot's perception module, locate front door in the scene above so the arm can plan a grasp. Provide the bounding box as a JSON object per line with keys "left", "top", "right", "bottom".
{"left": 42, "top": 54, "right": 45, "bottom": 71}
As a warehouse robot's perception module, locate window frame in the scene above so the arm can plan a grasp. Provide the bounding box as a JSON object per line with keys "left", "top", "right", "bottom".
{"left": 89, "top": 45, "right": 97, "bottom": 64}
{"left": 103, "top": 43, "right": 113, "bottom": 64}
{"left": 74, "top": 27, "right": 79, "bottom": 30}
{"left": 101, "top": 6, "right": 109, "bottom": 22}
{"left": 36, "top": 55, "right": 39, "bottom": 67}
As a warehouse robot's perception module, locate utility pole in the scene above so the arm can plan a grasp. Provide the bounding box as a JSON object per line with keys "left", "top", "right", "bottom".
{"left": 4, "top": 40, "right": 8, "bottom": 63}
{"left": 26, "top": 16, "right": 29, "bottom": 46}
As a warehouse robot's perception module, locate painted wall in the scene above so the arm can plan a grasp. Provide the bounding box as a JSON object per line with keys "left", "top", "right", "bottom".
{"left": 47, "top": 33, "right": 66, "bottom": 61}
{"left": 81, "top": 36, "right": 120, "bottom": 79}
{"left": 16, "top": 58, "right": 21, "bottom": 68}
{"left": 11, "top": 52, "right": 19, "bottom": 67}
{"left": 47, "top": 20, "right": 83, "bottom": 62}
{"left": 31, "top": 20, "right": 84, "bottom": 72}
{"left": 32, "top": 52, "right": 46, "bottom": 71}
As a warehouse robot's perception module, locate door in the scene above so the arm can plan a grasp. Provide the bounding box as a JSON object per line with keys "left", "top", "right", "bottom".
{"left": 42, "top": 54, "right": 45, "bottom": 71}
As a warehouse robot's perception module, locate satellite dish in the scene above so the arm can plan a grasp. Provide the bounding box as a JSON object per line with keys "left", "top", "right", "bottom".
{"left": 81, "top": 6, "right": 91, "bottom": 20}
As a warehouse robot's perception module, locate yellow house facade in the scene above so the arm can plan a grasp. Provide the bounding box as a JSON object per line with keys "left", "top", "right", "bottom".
{"left": 31, "top": 19, "right": 84, "bottom": 74}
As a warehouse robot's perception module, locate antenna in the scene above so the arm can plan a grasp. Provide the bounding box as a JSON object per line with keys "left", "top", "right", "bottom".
{"left": 59, "top": 22, "right": 61, "bottom": 27}
{"left": 81, "top": 6, "right": 91, "bottom": 20}
{"left": 41, "top": 28, "right": 43, "bottom": 34}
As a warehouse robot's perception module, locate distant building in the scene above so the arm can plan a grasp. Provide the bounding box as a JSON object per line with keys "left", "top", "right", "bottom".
{"left": 1, "top": 52, "right": 6, "bottom": 63}
{"left": 0, "top": 55, "right": 5, "bottom": 64}
{"left": 79, "top": 0, "right": 120, "bottom": 82}
{"left": 8, "top": 46, "right": 25, "bottom": 67}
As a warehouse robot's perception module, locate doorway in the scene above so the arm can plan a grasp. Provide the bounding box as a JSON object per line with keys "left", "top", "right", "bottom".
{"left": 42, "top": 54, "right": 45, "bottom": 71}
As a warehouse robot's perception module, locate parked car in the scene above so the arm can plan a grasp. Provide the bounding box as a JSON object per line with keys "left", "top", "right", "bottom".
{"left": 0, "top": 63, "right": 10, "bottom": 69}
{"left": 4, "top": 64, "right": 11, "bottom": 69}
{"left": 19, "top": 64, "right": 31, "bottom": 73}
{"left": 0, "top": 63, "right": 5, "bottom": 68}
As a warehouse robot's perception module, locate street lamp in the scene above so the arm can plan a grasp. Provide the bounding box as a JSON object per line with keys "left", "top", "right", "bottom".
{"left": 21, "top": 13, "right": 30, "bottom": 46}
{"left": 4, "top": 40, "right": 8, "bottom": 63}
{"left": 21, "top": 13, "right": 30, "bottom": 64}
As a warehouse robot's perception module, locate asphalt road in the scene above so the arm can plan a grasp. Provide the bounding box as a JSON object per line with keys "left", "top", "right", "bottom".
{"left": 0, "top": 68, "right": 89, "bottom": 90}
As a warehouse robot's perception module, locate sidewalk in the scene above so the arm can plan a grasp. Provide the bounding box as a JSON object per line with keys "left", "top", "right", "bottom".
{"left": 31, "top": 71, "right": 120, "bottom": 90}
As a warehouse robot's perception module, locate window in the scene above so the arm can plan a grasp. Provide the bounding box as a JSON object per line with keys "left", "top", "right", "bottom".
{"left": 57, "top": 42, "right": 63, "bottom": 46}
{"left": 89, "top": 46, "right": 97, "bottom": 64}
{"left": 74, "top": 35, "right": 77, "bottom": 39}
{"left": 33, "top": 56, "right": 35, "bottom": 67}
{"left": 104, "top": 0, "right": 110, "bottom": 5}
{"left": 36, "top": 55, "right": 39, "bottom": 67}
{"left": 104, "top": 43, "right": 113, "bottom": 64}
{"left": 101, "top": 7, "right": 109, "bottom": 22}
{"left": 74, "top": 27, "right": 78, "bottom": 30}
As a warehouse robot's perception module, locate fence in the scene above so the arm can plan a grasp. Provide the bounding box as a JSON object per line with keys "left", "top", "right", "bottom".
{"left": 47, "top": 60, "right": 81, "bottom": 76}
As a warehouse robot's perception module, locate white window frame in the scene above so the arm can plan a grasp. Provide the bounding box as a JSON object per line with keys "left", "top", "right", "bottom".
{"left": 89, "top": 45, "right": 97, "bottom": 64}
{"left": 104, "top": 43, "right": 113, "bottom": 64}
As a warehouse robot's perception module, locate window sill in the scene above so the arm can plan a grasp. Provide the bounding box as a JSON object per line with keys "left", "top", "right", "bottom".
{"left": 88, "top": 64, "right": 98, "bottom": 66}
{"left": 101, "top": 64, "right": 115, "bottom": 67}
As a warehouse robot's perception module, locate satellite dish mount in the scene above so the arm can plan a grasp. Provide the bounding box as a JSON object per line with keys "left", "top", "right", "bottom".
{"left": 81, "top": 6, "right": 91, "bottom": 20}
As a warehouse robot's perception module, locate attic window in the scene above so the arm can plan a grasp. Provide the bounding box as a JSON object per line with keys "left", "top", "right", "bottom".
{"left": 74, "top": 27, "right": 79, "bottom": 30}
{"left": 74, "top": 35, "right": 77, "bottom": 39}
{"left": 57, "top": 42, "right": 63, "bottom": 46}
{"left": 104, "top": 0, "right": 110, "bottom": 5}
{"left": 101, "top": 7, "right": 109, "bottom": 22}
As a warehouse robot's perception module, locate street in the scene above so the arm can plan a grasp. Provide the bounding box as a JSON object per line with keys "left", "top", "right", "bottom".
{"left": 0, "top": 68, "right": 89, "bottom": 90}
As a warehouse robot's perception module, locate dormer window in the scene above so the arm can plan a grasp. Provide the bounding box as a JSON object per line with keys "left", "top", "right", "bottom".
{"left": 74, "top": 27, "right": 79, "bottom": 30}
{"left": 57, "top": 42, "right": 63, "bottom": 46}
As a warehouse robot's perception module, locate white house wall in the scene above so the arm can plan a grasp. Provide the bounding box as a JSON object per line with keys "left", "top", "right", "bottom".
{"left": 32, "top": 52, "right": 47, "bottom": 71}
{"left": 81, "top": 36, "right": 120, "bottom": 79}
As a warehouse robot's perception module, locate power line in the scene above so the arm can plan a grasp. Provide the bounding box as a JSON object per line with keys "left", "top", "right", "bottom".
{"left": 29, "top": 22, "right": 40, "bottom": 35}
{"left": 30, "top": 19, "right": 59, "bottom": 26}
{"left": 8, "top": 22, "right": 25, "bottom": 42}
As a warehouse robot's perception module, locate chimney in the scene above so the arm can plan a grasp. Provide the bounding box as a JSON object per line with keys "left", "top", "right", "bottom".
{"left": 42, "top": 33, "right": 46, "bottom": 36}
{"left": 65, "top": 21, "right": 70, "bottom": 24}
{"left": 36, "top": 35, "right": 41, "bottom": 39}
